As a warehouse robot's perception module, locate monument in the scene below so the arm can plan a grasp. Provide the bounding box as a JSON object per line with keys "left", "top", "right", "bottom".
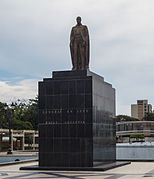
{"left": 70, "top": 16, "right": 89, "bottom": 70}
{"left": 38, "top": 17, "right": 116, "bottom": 168}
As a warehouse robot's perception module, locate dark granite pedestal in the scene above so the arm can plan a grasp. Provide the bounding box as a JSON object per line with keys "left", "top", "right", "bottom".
{"left": 38, "top": 70, "right": 116, "bottom": 168}
{"left": 20, "top": 161, "right": 131, "bottom": 171}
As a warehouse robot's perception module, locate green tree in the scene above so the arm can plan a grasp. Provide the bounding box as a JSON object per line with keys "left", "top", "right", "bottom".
{"left": 142, "top": 113, "right": 154, "bottom": 121}
{"left": 12, "top": 119, "right": 33, "bottom": 130}
{"left": 0, "top": 97, "right": 38, "bottom": 130}
{"left": 22, "top": 97, "right": 38, "bottom": 130}
{"left": 116, "top": 115, "right": 139, "bottom": 122}
{"left": 0, "top": 102, "right": 8, "bottom": 128}
{"left": 130, "top": 134, "right": 144, "bottom": 139}
{"left": 12, "top": 97, "right": 38, "bottom": 130}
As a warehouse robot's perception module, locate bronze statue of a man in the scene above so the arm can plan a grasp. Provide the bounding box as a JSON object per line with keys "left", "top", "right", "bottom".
{"left": 70, "top": 17, "right": 90, "bottom": 70}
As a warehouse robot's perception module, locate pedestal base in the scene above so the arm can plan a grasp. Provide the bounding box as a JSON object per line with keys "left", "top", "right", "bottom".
{"left": 20, "top": 161, "right": 131, "bottom": 171}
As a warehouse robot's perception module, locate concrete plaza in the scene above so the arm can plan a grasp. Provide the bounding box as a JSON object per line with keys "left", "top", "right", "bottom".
{"left": 0, "top": 162, "right": 154, "bottom": 178}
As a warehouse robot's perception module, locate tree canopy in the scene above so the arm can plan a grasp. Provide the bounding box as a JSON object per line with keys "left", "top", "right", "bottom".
{"left": 116, "top": 115, "right": 139, "bottom": 122}
{"left": 142, "top": 113, "right": 154, "bottom": 121}
{"left": 0, "top": 97, "right": 38, "bottom": 130}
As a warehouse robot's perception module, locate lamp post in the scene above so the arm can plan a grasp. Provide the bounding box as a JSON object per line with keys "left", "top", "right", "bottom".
{"left": 4, "top": 103, "right": 15, "bottom": 154}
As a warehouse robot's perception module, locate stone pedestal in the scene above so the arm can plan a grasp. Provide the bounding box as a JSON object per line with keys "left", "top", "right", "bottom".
{"left": 38, "top": 70, "right": 116, "bottom": 167}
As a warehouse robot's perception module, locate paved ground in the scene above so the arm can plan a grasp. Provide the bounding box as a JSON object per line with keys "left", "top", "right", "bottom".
{"left": 0, "top": 162, "right": 154, "bottom": 178}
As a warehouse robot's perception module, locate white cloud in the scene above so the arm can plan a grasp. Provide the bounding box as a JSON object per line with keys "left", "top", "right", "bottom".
{"left": 0, "top": 79, "right": 37, "bottom": 103}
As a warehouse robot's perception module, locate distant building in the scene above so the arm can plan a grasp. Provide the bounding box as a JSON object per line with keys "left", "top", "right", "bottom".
{"left": 131, "top": 100, "right": 152, "bottom": 120}
{"left": 116, "top": 121, "right": 154, "bottom": 143}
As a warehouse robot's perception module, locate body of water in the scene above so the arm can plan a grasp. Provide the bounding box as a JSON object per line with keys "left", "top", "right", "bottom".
{"left": 117, "top": 142, "right": 154, "bottom": 160}
{"left": 0, "top": 156, "right": 38, "bottom": 164}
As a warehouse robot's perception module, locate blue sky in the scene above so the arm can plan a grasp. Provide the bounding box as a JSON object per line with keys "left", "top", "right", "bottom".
{"left": 0, "top": 0, "right": 154, "bottom": 115}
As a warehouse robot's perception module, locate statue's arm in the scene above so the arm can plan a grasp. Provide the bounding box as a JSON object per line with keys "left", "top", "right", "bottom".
{"left": 84, "top": 26, "right": 89, "bottom": 45}
{"left": 70, "top": 28, "right": 74, "bottom": 46}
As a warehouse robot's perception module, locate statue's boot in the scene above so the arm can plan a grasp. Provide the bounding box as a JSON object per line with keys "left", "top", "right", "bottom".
{"left": 72, "top": 66, "right": 77, "bottom": 71}
{"left": 86, "top": 65, "right": 89, "bottom": 70}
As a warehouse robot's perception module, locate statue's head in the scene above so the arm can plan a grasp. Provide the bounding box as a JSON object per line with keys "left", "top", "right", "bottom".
{"left": 76, "top": 16, "right": 82, "bottom": 25}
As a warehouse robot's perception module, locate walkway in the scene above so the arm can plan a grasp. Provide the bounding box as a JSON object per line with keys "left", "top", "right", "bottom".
{"left": 0, "top": 162, "right": 154, "bottom": 178}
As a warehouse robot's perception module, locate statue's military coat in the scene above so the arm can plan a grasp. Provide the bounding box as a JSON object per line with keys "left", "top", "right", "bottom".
{"left": 70, "top": 24, "right": 90, "bottom": 70}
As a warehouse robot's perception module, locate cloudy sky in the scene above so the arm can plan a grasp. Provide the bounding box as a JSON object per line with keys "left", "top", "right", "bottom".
{"left": 0, "top": 0, "right": 154, "bottom": 115}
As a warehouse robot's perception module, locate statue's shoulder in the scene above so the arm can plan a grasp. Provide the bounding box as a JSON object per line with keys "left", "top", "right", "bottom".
{"left": 71, "top": 26, "right": 77, "bottom": 32}
{"left": 82, "top": 25, "right": 88, "bottom": 31}
{"left": 83, "top": 25, "right": 88, "bottom": 29}
{"left": 72, "top": 25, "right": 77, "bottom": 29}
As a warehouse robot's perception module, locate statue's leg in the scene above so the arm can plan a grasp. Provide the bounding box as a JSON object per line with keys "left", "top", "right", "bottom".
{"left": 73, "top": 42, "right": 78, "bottom": 70}
{"left": 86, "top": 45, "right": 89, "bottom": 70}
{"left": 80, "top": 44, "right": 85, "bottom": 70}
{"left": 70, "top": 45, "right": 75, "bottom": 70}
